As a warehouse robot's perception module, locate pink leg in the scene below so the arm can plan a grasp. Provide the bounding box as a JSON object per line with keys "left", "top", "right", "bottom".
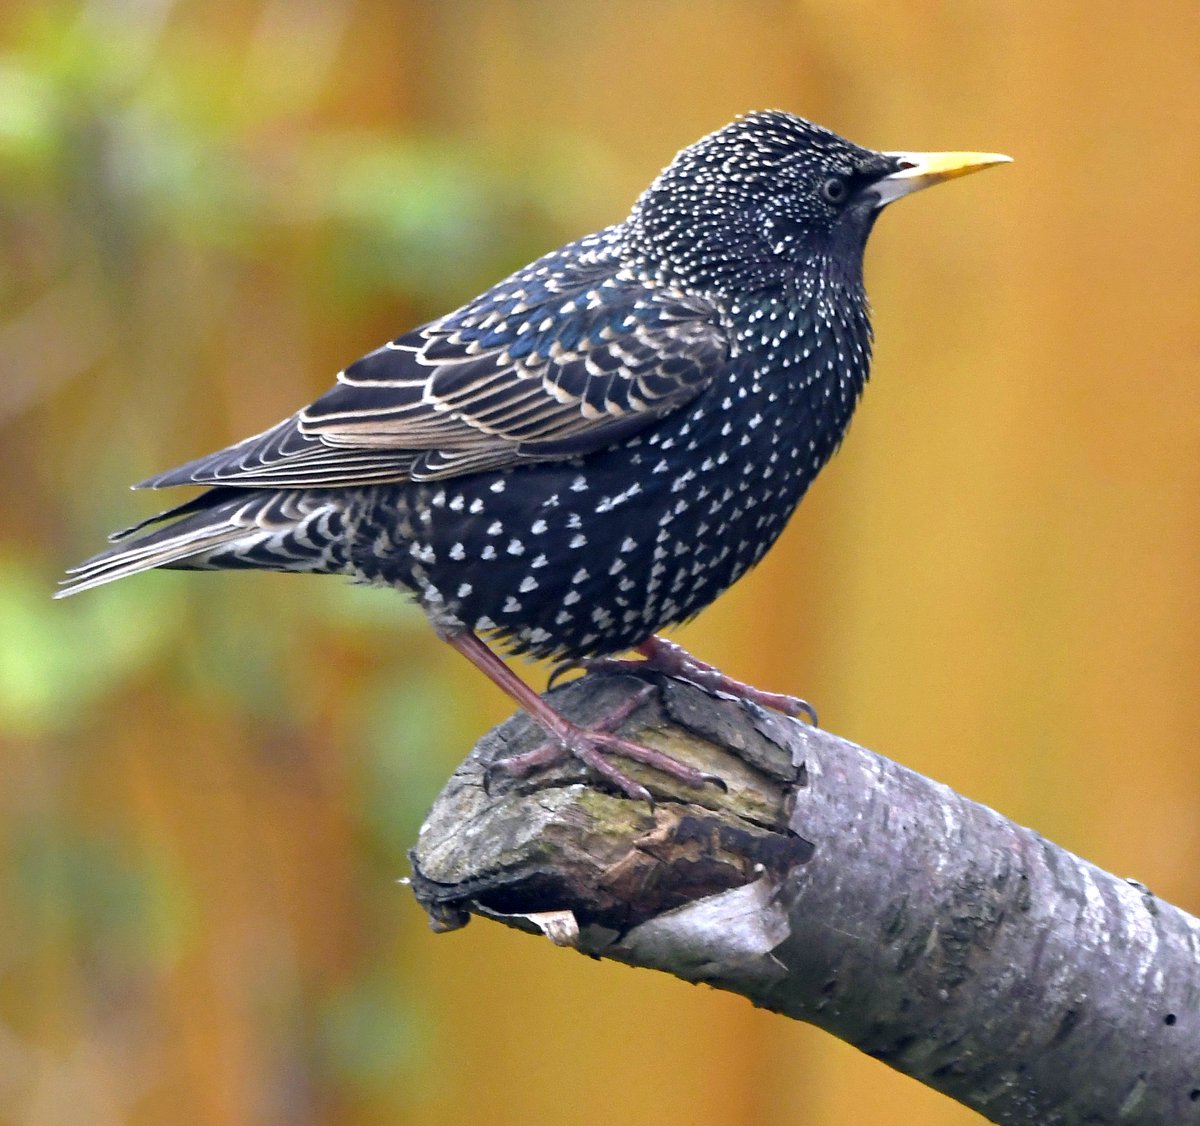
{"left": 442, "top": 631, "right": 720, "bottom": 802}
{"left": 550, "top": 635, "right": 818, "bottom": 724}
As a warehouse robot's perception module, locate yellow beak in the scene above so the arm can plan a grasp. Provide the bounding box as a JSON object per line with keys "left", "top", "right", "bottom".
{"left": 873, "top": 150, "right": 1012, "bottom": 206}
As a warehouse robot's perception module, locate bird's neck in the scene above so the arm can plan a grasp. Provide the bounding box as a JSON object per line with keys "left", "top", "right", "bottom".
{"left": 727, "top": 269, "right": 873, "bottom": 388}
{"left": 719, "top": 274, "right": 873, "bottom": 474}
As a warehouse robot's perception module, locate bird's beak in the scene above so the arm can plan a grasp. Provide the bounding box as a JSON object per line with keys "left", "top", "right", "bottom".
{"left": 871, "top": 150, "right": 1012, "bottom": 207}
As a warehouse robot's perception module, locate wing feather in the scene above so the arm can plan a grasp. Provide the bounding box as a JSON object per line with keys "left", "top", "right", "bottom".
{"left": 139, "top": 236, "right": 728, "bottom": 491}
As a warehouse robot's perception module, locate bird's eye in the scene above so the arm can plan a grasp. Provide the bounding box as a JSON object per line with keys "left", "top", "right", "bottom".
{"left": 820, "top": 176, "right": 850, "bottom": 205}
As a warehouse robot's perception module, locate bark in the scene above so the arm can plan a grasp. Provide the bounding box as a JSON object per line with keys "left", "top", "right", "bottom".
{"left": 408, "top": 670, "right": 1200, "bottom": 1125}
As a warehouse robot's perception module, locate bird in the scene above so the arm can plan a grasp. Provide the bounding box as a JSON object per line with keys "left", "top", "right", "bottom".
{"left": 58, "top": 111, "right": 1009, "bottom": 800}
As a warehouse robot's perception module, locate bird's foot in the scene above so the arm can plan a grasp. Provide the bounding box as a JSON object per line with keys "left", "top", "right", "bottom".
{"left": 488, "top": 682, "right": 723, "bottom": 804}
{"left": 443, "top": 630, "right": 723, "bottom": 802}
{"left": 551, "top": 635, "right": 818, "bottom": 725}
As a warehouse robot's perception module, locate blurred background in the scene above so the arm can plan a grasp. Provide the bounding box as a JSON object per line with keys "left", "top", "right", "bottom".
{"left": 2, "top": 1, "right": 1198, "bottom": 1123}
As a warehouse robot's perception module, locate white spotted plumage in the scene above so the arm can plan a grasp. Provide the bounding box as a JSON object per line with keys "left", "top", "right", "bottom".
{"left": 61, "top": 111, "right": 903, "bottom": 664}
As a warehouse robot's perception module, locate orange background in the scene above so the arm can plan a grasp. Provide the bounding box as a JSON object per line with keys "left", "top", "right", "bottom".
{"left": 2, "top": 2, "right": 1198, "bottom": 1123}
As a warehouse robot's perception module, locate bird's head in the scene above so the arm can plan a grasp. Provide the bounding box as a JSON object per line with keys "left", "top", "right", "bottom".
{"left": 627, "top": 110, "right": 1009, "bottom": 299}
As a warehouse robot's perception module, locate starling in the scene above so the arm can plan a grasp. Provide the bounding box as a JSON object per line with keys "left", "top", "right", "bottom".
{"left": 59, "top": 112, "right": 1008, "bottom": 799}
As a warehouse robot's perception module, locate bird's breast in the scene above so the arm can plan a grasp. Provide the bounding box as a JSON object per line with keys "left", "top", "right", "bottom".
{"left": 350, "top": 296, "right": 872, "bottom": 661}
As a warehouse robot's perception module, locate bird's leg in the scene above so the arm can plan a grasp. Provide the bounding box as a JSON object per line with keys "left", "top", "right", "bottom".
{"left": 551, "top": 635, "right": 818, "bottom": 725}
{"left": 441, "top": 631, "right": 720, "bottom": 802}
{"left": 634, "top": 637, "right": 819, "bottom": 723}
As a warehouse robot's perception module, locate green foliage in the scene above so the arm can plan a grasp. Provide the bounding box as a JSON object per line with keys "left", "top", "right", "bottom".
{"left": 0, "top": 4, "right": 619, "bottom": 1119}
{"left": 318, "top": 969, "right": 430, "bottom": 1098}
{"left": 0, "top": 555, "right": 186, "bottom": 736}
{"left": 8, "top": 815, "right": 195, "bottom": 979}
{"left": 354, "top": 668, "right": 462, "bottom": 861}
{"left": 0, "top": 6, "right": 611, "bottom": 310}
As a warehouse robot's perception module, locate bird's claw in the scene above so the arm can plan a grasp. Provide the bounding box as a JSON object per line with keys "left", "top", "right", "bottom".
{"left": 551, "top": 641, "right": 818, "bottom": 727}
{"left": 631, "top": 637, "right": 819, "bottom": 726}
{"left": 487, "top": 682, "right": 719, "bottom": 803}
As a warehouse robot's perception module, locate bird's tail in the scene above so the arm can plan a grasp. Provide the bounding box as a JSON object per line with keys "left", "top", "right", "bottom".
{"left": 56, "top": 488, "right": 351, "bottom": 598}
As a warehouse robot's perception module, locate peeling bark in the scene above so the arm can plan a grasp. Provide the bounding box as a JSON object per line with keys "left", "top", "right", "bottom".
{"left": 409, "top": 670, "right": 1200, "bottom": 1125}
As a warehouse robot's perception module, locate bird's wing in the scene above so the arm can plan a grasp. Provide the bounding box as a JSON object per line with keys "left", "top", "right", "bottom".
{"left": 139, "top": 245, "right": 728, "bottom": 491}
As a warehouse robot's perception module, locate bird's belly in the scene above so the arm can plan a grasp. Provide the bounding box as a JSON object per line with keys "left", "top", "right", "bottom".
{"left": 350, "top": 412, "right": 819, "bottom": 661}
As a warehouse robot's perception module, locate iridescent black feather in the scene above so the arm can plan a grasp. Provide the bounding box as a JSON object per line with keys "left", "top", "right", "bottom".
{"left": 61, "top": 112, "right": 920, "bottom": 661}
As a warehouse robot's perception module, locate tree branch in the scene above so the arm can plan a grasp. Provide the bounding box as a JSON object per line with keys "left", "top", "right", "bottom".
{"left": 408, "top": 670, "right": 1200, "bottom": 1125}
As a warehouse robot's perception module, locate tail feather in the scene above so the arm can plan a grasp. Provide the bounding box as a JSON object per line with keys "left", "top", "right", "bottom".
{"left": 56, "top": 488, "right": 348, "bottom": 598}
{"left": 107, "top": 490, "right": 243, "bottom": 543}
